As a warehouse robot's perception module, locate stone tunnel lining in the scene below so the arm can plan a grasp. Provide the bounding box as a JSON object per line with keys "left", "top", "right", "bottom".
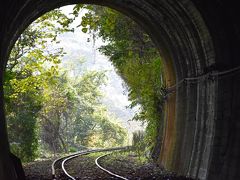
{"left": 1, "top": 0, "right": 240, "bottom": 180}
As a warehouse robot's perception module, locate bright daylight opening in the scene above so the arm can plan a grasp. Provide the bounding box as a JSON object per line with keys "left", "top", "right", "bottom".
{"left": 4, "top": 4, "right": 171, "bottom": 179}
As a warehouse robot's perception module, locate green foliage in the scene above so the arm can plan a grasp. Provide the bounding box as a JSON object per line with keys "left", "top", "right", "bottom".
{"left": 132, "top": 130, "right": 147, "bottom": 161}
{"left": 5, "top": 4, "right": 166, "bottom": 162}
{"left": 4, "top": 8, "right": 70, "bottom": 161}
{"left": 4, "top": 9, "right": 69, "bottom": 162}
{"left": 39, "top": 68, "right": 127, "bottom": 153}
{"left": 5, "top": 7, "right": 128, "bottom": 161}
{"left": 132, "top": 131, "right": 145, "bottom": 150}
{"left": 73, "top": 5, "right": 166, "bottom": 157}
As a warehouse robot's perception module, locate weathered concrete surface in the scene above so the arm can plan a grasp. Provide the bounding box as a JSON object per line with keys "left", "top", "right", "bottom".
{"left": 0, "top": 0, "right": 239, "bottom": 179}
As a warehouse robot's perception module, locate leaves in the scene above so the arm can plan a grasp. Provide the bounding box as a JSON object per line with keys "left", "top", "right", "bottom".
{"left": 5, "top": 6, "right": 127, "bottom": 160}
{"left": 4, "top": 8, "right": 74, "bottom": 161}
{"left": 73, "top": 5, "right": 166, "bottom": 155}
{"left": 82, "top": 27, "right": 88, "bottom": 33}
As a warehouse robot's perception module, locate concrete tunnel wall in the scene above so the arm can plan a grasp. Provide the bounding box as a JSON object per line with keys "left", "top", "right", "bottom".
{"left": 0, "top": 0, "right": 240, "bottom": 179}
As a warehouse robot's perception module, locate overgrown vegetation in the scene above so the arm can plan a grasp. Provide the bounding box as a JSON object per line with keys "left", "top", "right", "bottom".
{"left": 5, "top": 4, "right": 165, "bottom": 162}
{"left": 4, "top": 9, "right": 126, "bottom": 162}
{"left": 72, "top": 5, "right": 166, "bottom": 159}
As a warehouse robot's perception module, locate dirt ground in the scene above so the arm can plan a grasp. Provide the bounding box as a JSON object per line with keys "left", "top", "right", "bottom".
{"left": 23, "top": 152, "right": 194, "bottom": 180}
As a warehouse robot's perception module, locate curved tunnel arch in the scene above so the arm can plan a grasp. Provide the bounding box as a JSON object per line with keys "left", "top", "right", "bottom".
{"left": 0, "top": 0, "right": 240, "bottom": 180}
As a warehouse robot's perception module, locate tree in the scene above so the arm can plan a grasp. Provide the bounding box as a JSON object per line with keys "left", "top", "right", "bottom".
{"left": 5, "top": 6, "right": 131, "bottom": 161}
{"left": 39, "top": 68, "right": 127, "bottom": 153}
{"left": 72, "top": 5, "right": 166, "bottom": 156}
{"left": 4, "top": 8, "right": 73, "bottom": 161}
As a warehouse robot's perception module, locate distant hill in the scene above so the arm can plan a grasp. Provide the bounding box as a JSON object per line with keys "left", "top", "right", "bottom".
{"left": 57, "top": 24, "right": 144, "bottom": 134}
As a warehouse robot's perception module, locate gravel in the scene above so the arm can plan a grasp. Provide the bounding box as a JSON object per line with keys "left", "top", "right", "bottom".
{"left": 23, "top": 152, "right": 194, "bottom": 180}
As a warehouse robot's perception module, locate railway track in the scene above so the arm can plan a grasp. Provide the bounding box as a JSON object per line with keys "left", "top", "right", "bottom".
{"left": 52, "top": 146, "right": 130, "bottom": 180}
{"left": 95, "top": 153, "right": 128, "bottom": 180}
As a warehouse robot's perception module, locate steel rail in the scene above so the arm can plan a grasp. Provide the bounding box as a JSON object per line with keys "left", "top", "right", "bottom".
{"left": 95, "top": 152, "right": 129, "bottom": 180}
{"left": 61, "top": 150, "right": 94, "bottom": 180}
{"left": 52, "top": 146, "right": 130, "bottom": 179}
{"left": 52, "top": 149, "right": 90, "bottom": 179}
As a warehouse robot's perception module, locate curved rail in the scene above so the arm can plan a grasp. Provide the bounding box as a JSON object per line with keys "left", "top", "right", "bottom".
{"left": 95, "top": 153, "right": 129, "bottom": 180}
{"left": 52, "top": 146, "right": 130, "bottom": 179}
{"left": 52, "top": 149, "right": 89, "bottom": 179}
{"left": 61, "top": 150, "right": 94, "bottom": 179}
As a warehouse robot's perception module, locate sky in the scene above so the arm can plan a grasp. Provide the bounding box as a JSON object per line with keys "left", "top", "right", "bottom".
{"left": 57, "top": 5, "right": 145, "bottom": 137}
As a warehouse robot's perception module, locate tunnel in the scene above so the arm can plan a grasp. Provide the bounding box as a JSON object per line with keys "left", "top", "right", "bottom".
{"left": 0, "top": 0, "right": 240, "bottom": 179}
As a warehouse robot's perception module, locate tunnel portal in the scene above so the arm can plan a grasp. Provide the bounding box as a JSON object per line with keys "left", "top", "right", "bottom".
{"left": 0, "top": 0, "right": 240, "bottom": 179}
